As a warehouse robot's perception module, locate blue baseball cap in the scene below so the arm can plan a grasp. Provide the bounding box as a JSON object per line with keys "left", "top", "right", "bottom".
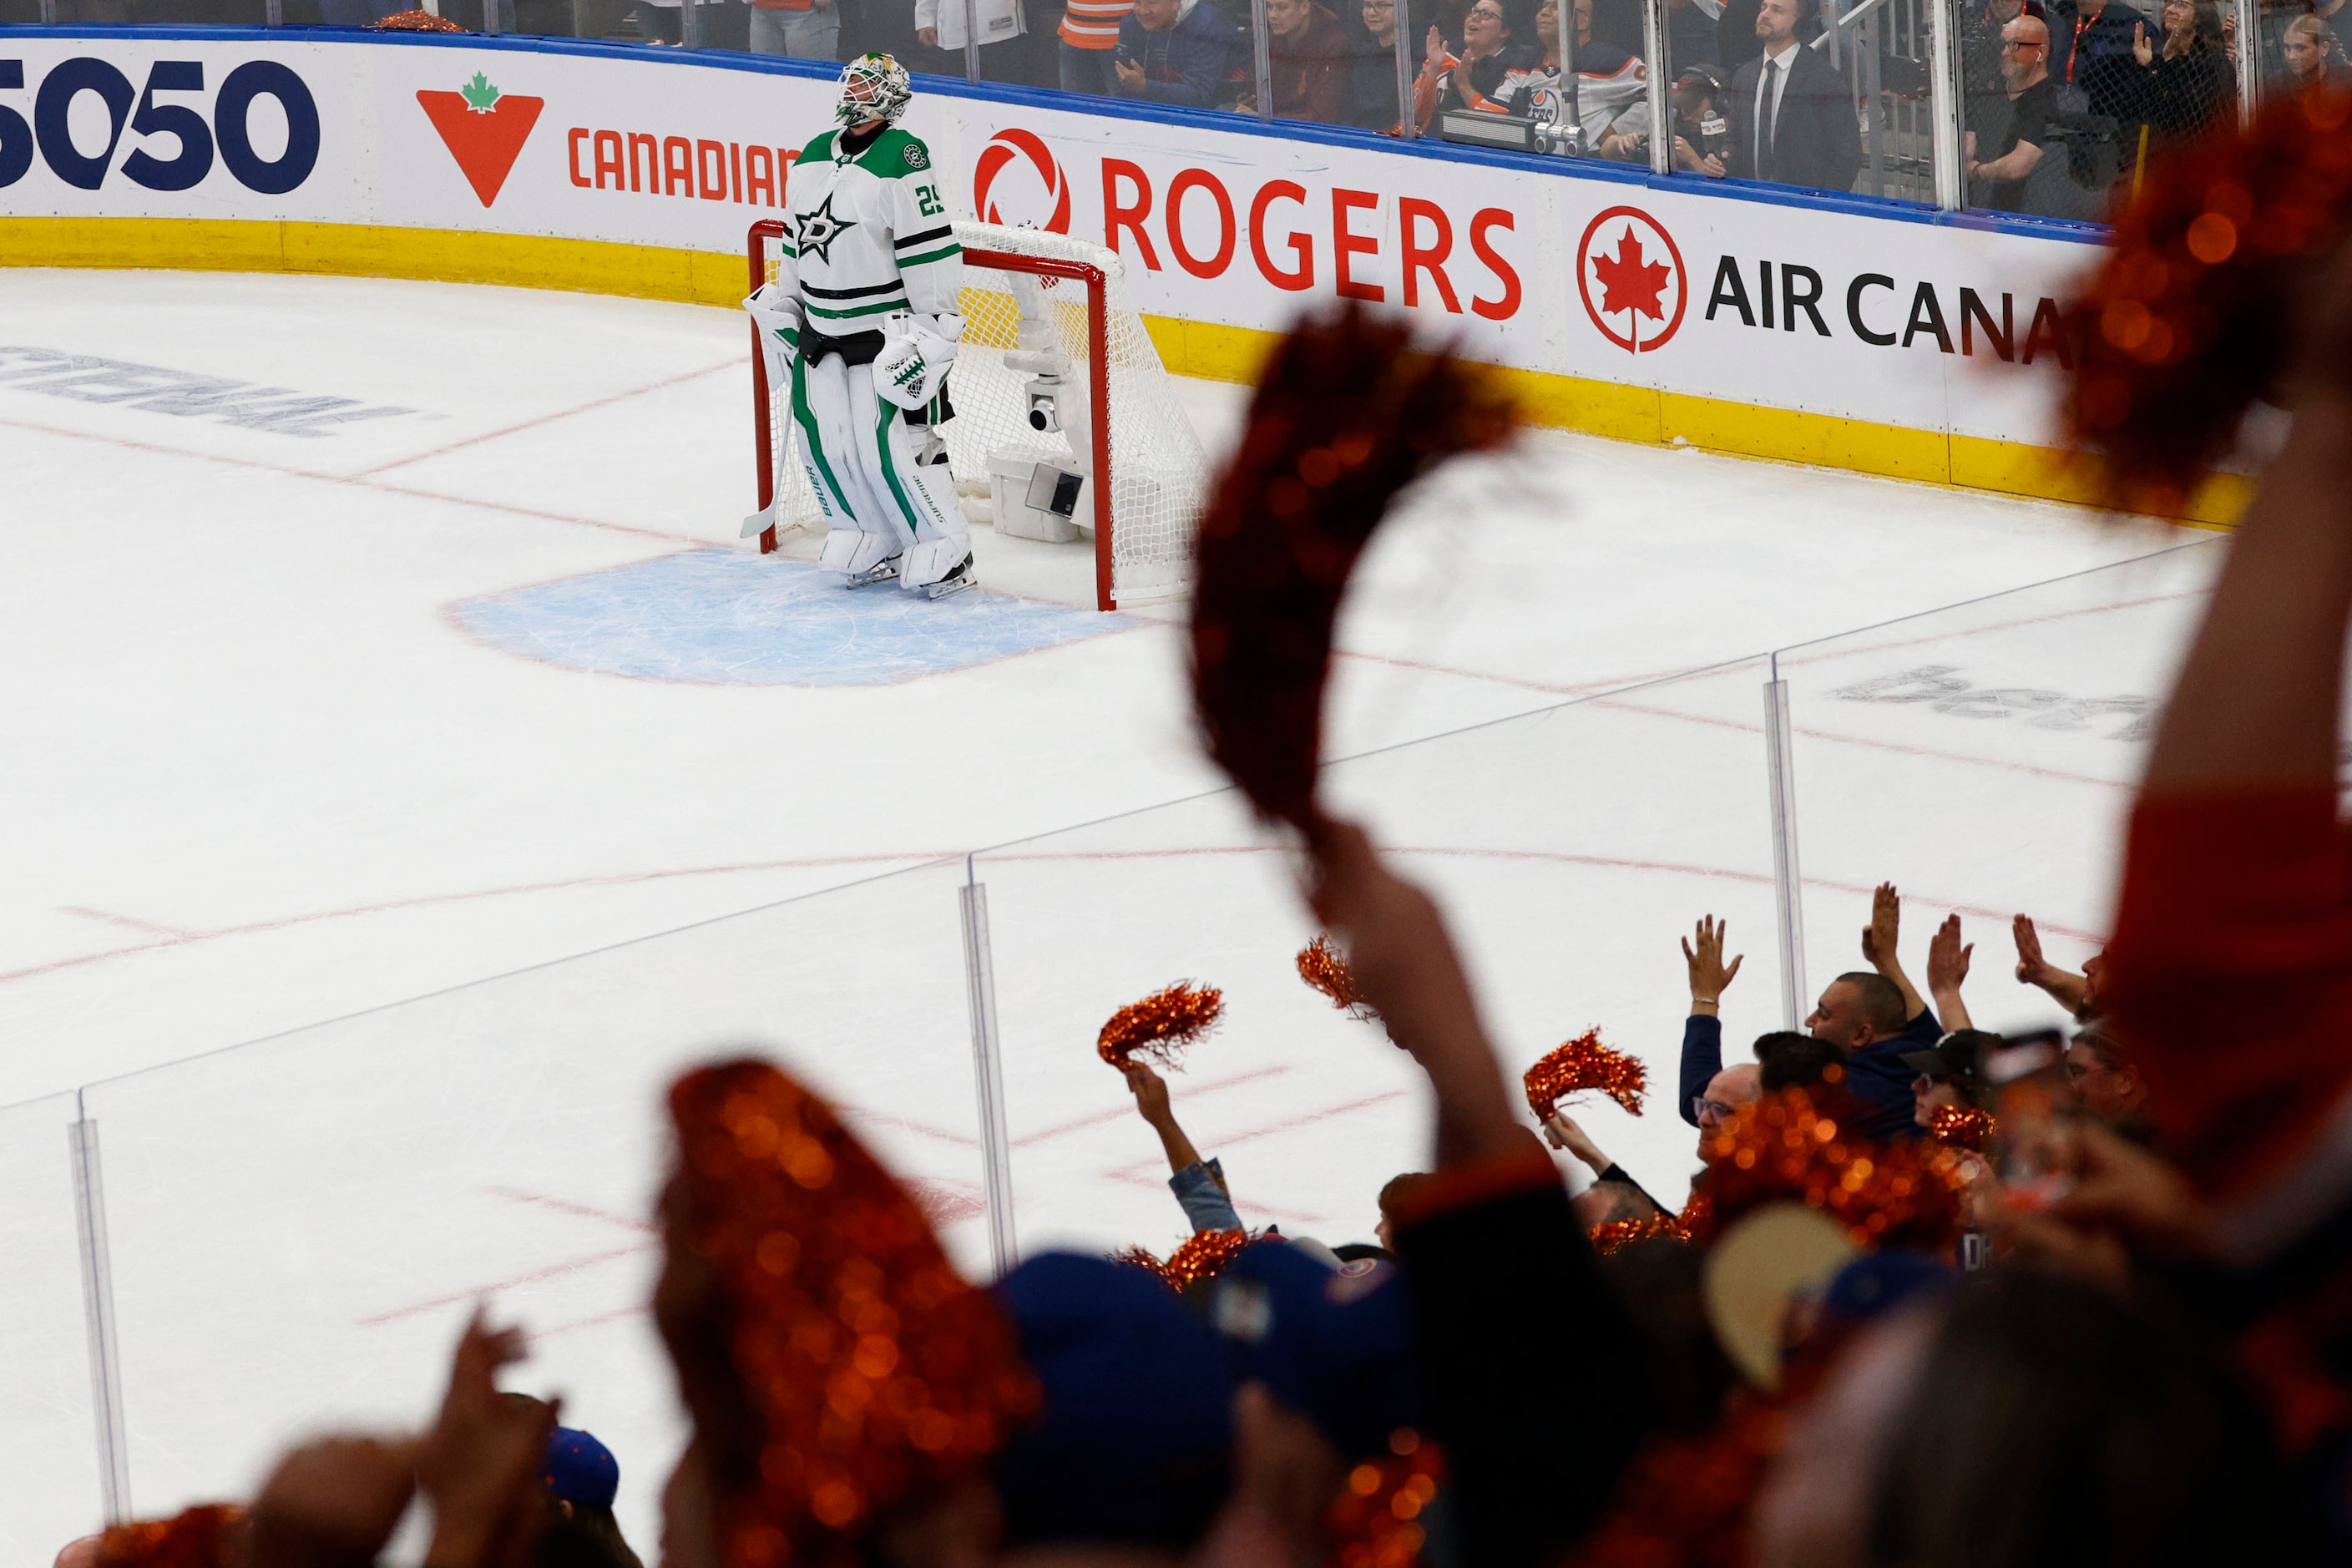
{"left": 991, "top": 1252, "right": 1236, "bottom": 1548}
{"left": 1207, "top": 1240, "right": 1420, "bottom": 1460}
{"left": 541, "top": 1427, "right": 620, "bottom": 1510}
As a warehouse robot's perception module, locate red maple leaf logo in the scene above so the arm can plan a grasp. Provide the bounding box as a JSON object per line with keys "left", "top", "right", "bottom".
{"left": 1591, "top": 227, "right": 1672, "bottom": 322}
{"left": 417, "top": 88, "right": 544, "bottom": 208}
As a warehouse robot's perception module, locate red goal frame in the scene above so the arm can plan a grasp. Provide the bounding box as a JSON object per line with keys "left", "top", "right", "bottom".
{"left": 746, "top": 219, "right": 1120, "bottom": 612}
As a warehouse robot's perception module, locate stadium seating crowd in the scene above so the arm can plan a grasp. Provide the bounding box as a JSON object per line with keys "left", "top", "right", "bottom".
{"left": 54, "top": 341, "right": 2352, "bottom": 1565}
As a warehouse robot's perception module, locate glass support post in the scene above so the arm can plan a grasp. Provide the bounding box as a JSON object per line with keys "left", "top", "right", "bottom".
{"left": 1763, "top": 662, "right": 1808, "bottom": 1032}
{"left": 1641, "top": 0, "right": 1668, "bottom": 171}
{"left": 2233, "top": 0, "right": 2258, "bottom": 124}
{"left": 1253, "top": 0, "right": 1276, "bottom": 120}
{"left": 1393, "top": 13, "right": 1419, "bottom": 136}
{"left": 959, "top": 876, "right": 1019, "bottom": 1278}
{"left": 1928, "top": 0, "right": 1962, "bottom": 206}
{"left": 70, "top": 1104, "right": 130, "bottom": 1527}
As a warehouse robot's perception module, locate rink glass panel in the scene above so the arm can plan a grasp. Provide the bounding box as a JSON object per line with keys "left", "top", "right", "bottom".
{"left": 969, "top": 654, "right": 1780, "bottom": 1259}
{"left": 73, "top": 857, "right": 984, "bottom": 1552}
{"left": 1771, "top": 539, "right": 2223, "bottom": 1032}
{"left": 0, "top": 1092, "right": 107, "bottom": 1562}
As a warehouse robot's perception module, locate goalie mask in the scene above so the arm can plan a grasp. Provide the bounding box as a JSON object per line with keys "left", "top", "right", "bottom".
{"left": 835, "top": 53, "right": 913, "bottom": 127}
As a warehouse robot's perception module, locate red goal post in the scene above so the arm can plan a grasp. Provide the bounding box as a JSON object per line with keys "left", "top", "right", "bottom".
{"left": 746, "top": 218, "right": 1120, "bottom": 611}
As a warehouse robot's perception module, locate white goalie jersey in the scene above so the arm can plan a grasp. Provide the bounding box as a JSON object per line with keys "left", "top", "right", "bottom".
{"left": 774, "top": 125, "right": 964, "bottom": 333}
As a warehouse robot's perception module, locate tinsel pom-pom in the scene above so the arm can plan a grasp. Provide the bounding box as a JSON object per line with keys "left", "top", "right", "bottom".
{"left": 1928, "top": 1105, "right": 1995, "bottom": 1154}
{"left": 1096, "top": 982, "right": 1226, "bottom": 1069}
{"left": 369, "top": 7, "right": 470, "bottom": 26}
{"left": 1191, "top": 304, "right": 1517, "bottom": 833}
{"left": 94, "top": 1506, "right": 246, "bottom": 1568}
{"left": 1297, "top": 934, "right": 1381, "bottom": 1024}
{"left": 666, "top": 1060, "right": 1039, "bottom": 1567}
{"left": 2061, "top": 87, "right": 2352, "bottom": 514}
{"left": 1109, "top": 1230, "right": 1257, "bottom": 1292}
{"left": 1689, "top": 1088, "right": 1970, "bottom": 1253}
{"left": 1108, "top": 1244, "right": 1167, "bottom": 1277}
{"left": 1589, "top": 1211, "right": 1689, "bottom": 1256}
{"left": 1328, "top": 1429, "right": 1445, "bottom": 1568}
{"left": 1524, "top": 1030, "right": 1646, "bottom": 1121}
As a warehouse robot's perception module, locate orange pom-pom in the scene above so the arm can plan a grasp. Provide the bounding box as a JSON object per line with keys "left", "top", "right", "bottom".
{"left": 1097, "top": 982, "right": 1226, "bottom": 1069}
{"left": 1589, "top": 1211, "right": 1689, "bottom": 1256}
{"left": 1166, "top": 1228, "right": 1253, "bottom": 1290}
{"left": 665, "top": 1060, "right": 1039, "bottom": 1567}
{"left": 1928, "top": 1105, "right": 1995, "bottom": 1154}
{"left": 1524, "top": 1030, "right": 1646, "bottom": 1121}
{"left": 1328, "top": 1429, "right": 1445, "bottom": 1568}
{"left": 1108, "top": 1243, "right": 1166, "bottom": 1277}
{"left": 94, "top": 1506, "right": 246, "bottom": 1568}
{"left": 1297, "top": 934, "right": 1382, "bottom": 1024}
{"left": 1688, "top": 1087, "right": 1970, "bottom": 1253}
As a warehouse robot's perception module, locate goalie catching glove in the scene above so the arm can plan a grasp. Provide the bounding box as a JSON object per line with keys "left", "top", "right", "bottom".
{"left": 875, "top": 311, "right": 963, "bottom": 412}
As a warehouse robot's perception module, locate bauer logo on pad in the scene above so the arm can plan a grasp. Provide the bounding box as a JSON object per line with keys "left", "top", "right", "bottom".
{"left": 417, "top": 72, "right": 545, "bottom": 208}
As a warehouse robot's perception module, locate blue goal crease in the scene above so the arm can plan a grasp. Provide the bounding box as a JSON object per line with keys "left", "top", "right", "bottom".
{"left": 452, "top": 549, "right": 1129, "bottom": 686}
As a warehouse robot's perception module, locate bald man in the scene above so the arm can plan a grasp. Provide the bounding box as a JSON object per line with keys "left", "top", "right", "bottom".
{"left": 1967, "top": 13, "right": 2055, "bottom": 210}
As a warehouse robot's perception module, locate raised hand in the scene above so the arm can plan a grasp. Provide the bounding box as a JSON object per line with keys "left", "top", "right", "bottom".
{"left": 1927, "top": 914, "right": 1973, "bottom": 996}
{"left": 2012, "top": 913, "right": 2047, "bottom": 984}
{"left": 2133, "top": 19, "right": 2152, "bottom": 65}
{"left": 1681, "top": 915, "right": 1744, "bottom": 1011}
{"left": 1124, "top": 1061, "right": 1174, "bottom": 1127}
{"left": 1860, "top": 882, "right": 1901, "bottom": 970}
{"left": 1544, "top": 1110, "right": 1609, "bottom": 1174}
{"left": 416, "top": 1312, "right": 556, "bottom": 1568}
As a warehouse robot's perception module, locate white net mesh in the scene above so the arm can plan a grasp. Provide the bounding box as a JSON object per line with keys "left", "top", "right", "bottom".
{"left": 756, "top": 221, "right": 1208, "bottom": 607}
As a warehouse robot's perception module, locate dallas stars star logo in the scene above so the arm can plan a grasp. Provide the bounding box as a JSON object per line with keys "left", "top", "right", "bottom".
{"left": 796, "top": 192, "right": 857, "bottom": 265}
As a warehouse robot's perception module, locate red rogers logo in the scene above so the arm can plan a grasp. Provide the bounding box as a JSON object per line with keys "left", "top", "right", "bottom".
{"left": 1577, "top": 205, "right": 1686, "bottom": 353}
{"left": 972, "top": 129, "right": 1071, "bottom": 233}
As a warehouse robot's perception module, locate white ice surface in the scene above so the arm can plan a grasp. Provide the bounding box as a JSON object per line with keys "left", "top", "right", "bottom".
{"left": 0, "top": 267, "right": 2211, "bottom": 1558}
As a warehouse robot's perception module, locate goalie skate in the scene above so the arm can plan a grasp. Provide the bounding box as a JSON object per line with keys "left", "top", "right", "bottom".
{"left": 841, "top": 555, "right": 903, "bottom": 589}
{"left": 921, "top": 553, "right": 975, "bottom": 600}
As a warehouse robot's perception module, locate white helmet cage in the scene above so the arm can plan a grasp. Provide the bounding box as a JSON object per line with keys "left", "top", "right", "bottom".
{"left": 835, "top": 53, "right": 914, "bottom": 127}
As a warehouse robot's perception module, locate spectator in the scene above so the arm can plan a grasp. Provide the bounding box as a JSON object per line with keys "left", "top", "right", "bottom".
{"left": 1693, "top": 1062, "right": 1763, "bottom": 1151}
{"left": 534, "top": 1428, "right": 641, "bottom": 1568}
{"left": 1489, "top": 0, "right": 1656, "bottom": 159}
{"left": 1374, "top": 1170, "right": 1430, "bottom": 1250}
{"left": 1544, "top": 1108, "right": 1668, "bottom": 1216}
{"left": 1248, "top": 0, "right": 1355, "bottom": 119}
{"left": 1925, "top": 913, "right": 1975, "bottom": 1032}
{"left": 2284, "top": 11, "right": 2352, "bottom": 88}
{"left": 2129, "top": 0, "right": 2234, "bottom": 144}
{"left": 2049, "top": 0, "right": 2151, "bottom": 123}
{"left": 1751, "top": 1270, "right": 2295, "bottom": 1568}
{"left": 1667, "top": 59, "right": 1733, "bottom": 169}
{"left": 1901, "top": 1029, "right": 1996, "bottom": 1129}
{"left": 1343, "top": 0, "right": 1422, "bottom": 126}
{"left": 1803, "top": 971, "right": 1938, "bottom": 1139}
{"left": 1057, "top": 0, "right": 1135, "bottom": 92}
{"left": 1966, "top": 18, "right": 2056, "bottom": 210}
{"left": 1758, "top": 1031, "right": 1849, "bottom": 1094}
{"left": 1715, "top": 0, "right": 1819, "bottom": 72}
{"left": 1963, "top": 0, "right": 2031, "bottom": 137}
{"left": 2066, "top": 1019, "right": 2152, "bottom": 1134}
{"left": 1706, "top": 0, "right": 1863, "bottom": 190}
{"left": 2014, "top": 913, "right": 2101, "bottom": 1019}
{"left": 1411, "top": 0, "right": 1540, "bottom": 122}
{"left": 747, "top": 0, "right": 839, "bottom": 59}
{"left": 1665, "top": 0, "right": 1722, "bottom": 65}
{"left": 917, "top": 0, "right": 1045, "bottom": 81}
{"left": 1124, "top": 1060, "right": 1245, "bottom": 1234}
{"left": 1115, "top": 0, "right": 1249, "bottom": 107}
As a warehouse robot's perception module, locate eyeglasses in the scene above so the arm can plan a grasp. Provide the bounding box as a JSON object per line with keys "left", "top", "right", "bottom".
{"left": 1693, "top": 1096, "right": 1737, "bottom": 1120}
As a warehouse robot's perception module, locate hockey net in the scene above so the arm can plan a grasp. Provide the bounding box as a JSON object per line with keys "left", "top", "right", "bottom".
{"left": 746, "top": 220, "right": 1208, "bottom": 610}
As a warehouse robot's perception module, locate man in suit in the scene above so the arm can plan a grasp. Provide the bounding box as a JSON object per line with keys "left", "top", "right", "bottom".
{"left": 1697, "top": 0, "right": 1863, "bottom": 191}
